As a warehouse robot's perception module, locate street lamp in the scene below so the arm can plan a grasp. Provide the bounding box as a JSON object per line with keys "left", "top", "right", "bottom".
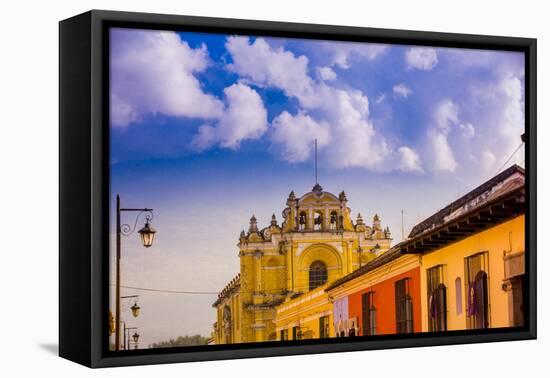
{"left": 132, "top": 331, "right": 140, "bottom": 343}
{"left": 131, "top": 301, "right": 141, "bottom": 318}
{"left": 121, "top": 295, "right": 141, "bottom": 318}
{"left": 138, "top": 218, "right": 156, "bottom": 248}
{"left": 115, "top": 194, "right": 155, "bottom": 351}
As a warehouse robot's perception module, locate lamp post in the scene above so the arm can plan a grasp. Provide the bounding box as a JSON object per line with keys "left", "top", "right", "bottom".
{"left": 115, "top": 194, "right": 156, "bottom": 351}
{"left": 122, "top": 322, "right": 138, "bottom": 350}
{"left": 132, "top": 331, "right": 140, "bottom": 350}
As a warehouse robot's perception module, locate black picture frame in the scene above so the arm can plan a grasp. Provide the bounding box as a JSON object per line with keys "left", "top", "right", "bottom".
{"left": 59, "top": 9, "right": 537, "bottom": 368}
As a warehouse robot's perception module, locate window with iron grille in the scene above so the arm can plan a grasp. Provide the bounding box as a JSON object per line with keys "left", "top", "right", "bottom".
{"left": 395, "top": 278, "right": 413, "bottom": 334}
{"left": 427, "top": 265, "right": 447, "bottom": 332}
{"left": 361, "top": 292, "right": 376, "bottom": 336}
{"left": 309, "top": 260, "right": 328, "bottom": 291}
{"left": 292, "top": 326, "right": 299, "bottom": 340}
{"left": 319, "top": 316, "right": 329, "bottom": 338}
{"left": 465, "top": 252, "right": 489, "bottom": 329}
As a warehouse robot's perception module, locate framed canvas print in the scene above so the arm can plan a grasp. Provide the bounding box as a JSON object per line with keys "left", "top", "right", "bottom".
{"left": 59, "top": 10, "right": 537, "bottom": 368}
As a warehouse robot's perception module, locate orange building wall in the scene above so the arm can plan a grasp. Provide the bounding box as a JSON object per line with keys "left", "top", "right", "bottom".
{"left": 348, "top": 267, "right": 421, "bottom": 335}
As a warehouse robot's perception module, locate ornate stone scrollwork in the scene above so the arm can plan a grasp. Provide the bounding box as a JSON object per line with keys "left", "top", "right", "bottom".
{"left": 279, "top": 240, "right": 289, "bottom": 255}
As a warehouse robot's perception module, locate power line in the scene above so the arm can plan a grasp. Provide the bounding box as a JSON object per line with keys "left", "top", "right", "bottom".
{"left": 115, "top": 257, "right": 402, "bottom": 297}
{"left": 115, "top": 282, "right": 374, "bottom": 296}
{"left": 494, "top": 142, "right": 524, "bottom": 175}
{"left": 118, "top": 285, "right": 219, "bottom": 295}
{"left": 118, "top": 284, "right": 338, "bottom": 296}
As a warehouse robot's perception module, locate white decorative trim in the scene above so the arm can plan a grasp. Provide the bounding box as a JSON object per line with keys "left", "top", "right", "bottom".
{"left": 277, "top": 288, "right": 328, "bottom": 313}
{"left": 263, "top": 266, "right": 286, "bottom": 270}
{"left": 295, "top": 241, "right": 343, "bottom": 257}
{"left": 298, "top": 265, "right": 340, "bottom": 272}
{"left": 277, "top": 310, "right": 333, "bottom": 328}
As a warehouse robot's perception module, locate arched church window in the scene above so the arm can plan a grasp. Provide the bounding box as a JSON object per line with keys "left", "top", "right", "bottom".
{"left": 314, "top": 211, "right": 323, "bottom": 230}
{"left": 330, "top": 211, "right": 338, "bottom": 230}
{"left": 470, "top": 271, "right": 489, "bottom": 329}
{"left": 299, "top": 211, "right": 307, "bottom": 231}
{"left": 309, "top": 260, "right": 328, "bottom": 290}
{"left": 427, "top": 265, "right": 447, "bottom": 332}
{"left": 465, "top": 253, "right": 489, "bottom": 330}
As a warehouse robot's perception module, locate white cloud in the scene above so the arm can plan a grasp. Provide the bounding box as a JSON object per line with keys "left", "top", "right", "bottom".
{"left": 110, "top": 28, "right": 224, "bottom": 127}
{"left": 393, "top": 83, "right": 413, "bottom": 98}
{"left": 498, "top": 74, "right": 525, "bottom": 143}
{"left": 463, "top": 69, "right": 524, "bottom": 172}
{"left": 430, "top": 131, "right": 458, "bottom": 172}
{"left": 374, "top": 94, "right": 386, "bottom": 104}
{"left": 434, "top": 99, "right": 460, "bottom": 132}
{"left": 271, "top": 111, "right": 330, "bottom": 162}
{"left": 226, "top": 37, "right": 391, "bottom": 170}
{"left": 430, "top": 99, "right": 461, "bottom": 172}
{"left": 481, "top": 150, "right": 497, "bottom": 171}
{"left": 484, "top": 74, "right": 525, "bottom": 168}
{"left": 317, "top": 66, "right": 337, "bottom": 81}
{"left": 323, "top": 42, "right": 388, "bottom": 69}
{"left": 398, "top": 146, "right": 423, "bottom": 173}
{"left": 226, "top": 36, "right": 316, "bottom": 104}
{"left": 405, "top": 47, "right": 438, "bottom": 70}
{"left": 459, "top": 123, "right": 475, "bottom": 138}
{"left": 325, "top": 87, "right": 390, "bottom": 169}
{"left": 192, "top": 83, "right": 268, "bottom": 150}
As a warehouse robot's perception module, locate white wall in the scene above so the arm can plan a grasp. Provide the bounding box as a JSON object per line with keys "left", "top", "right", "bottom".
{"left": 0, "top": 0, "right": 546, "bottom": 376}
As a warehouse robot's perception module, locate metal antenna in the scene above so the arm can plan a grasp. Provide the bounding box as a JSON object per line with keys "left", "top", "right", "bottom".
{"left": 315, "top": 139, "right": 318, "bottom": 185}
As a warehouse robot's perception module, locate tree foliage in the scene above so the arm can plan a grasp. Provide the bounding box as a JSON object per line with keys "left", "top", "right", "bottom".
{"left": 149, "top": 335, "right": 209, "bottom": 348}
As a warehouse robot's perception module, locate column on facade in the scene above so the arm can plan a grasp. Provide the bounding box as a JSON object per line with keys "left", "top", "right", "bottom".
{"left": 253, "top": 251, "right": 262, "bottom": 293}
{"left": 254, "top": 321, "right": 265, "bottom": 342}
{"left": 343, "top": 241, "right": 352, "bottom": 275}
{"left": 349, "top": 241, "right": 354, "bottom": 273}
{"left": 285, "top": 243, "right": 293, "bottom": 292}
{"left": 216, "top": 308, "right": 222, "bottom": 343}
{"left": 231, "top": 295, "right": 238, "bottom": 342}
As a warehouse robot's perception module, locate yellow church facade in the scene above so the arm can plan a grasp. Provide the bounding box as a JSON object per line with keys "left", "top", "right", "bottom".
{"left": 213, "top": 184, "right": 392, "bottom": 344}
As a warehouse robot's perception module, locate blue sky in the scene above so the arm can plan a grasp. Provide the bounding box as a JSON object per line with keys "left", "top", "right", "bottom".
{"left": 109, "top": 27, "right": 525, "bottom": 346}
